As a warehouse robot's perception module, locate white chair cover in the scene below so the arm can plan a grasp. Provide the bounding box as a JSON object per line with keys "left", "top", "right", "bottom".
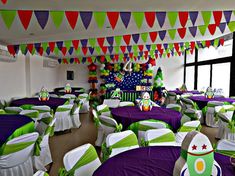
{"left": 205, "top": 101, "right": 224, "bottom": 127}
{"left": 103, "top": 99, "right": 120, "bottom": 108}
{"left": 99, "top": 115, "right": 118, "bottom": 141}
{"left": 60, "top": 94, "right": 76, "bottom": 104}
{"left": 4, "top": 106, "right": 23, "bottom": 114}
{"left": 33, "top": 170, "right": 49, "bottom": 176}
{"left": 217, "top": 139, "right": 235, "bottom": 151}
{"left": 119, "top": 101, "right": 135, "bottom": 107}
{"left": 97, "top": 104, "right": 111, "bottom": 117}
{"left": 0, "top": 132, "right": 39, "bottom": 176}
{"left": 92, "top": 109, "right": 104, "bottom": 147}
{"left": 166, "top": 104, "right": 182, "bottom": 112}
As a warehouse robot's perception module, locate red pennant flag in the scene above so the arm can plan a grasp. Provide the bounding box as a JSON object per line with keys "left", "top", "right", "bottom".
{"left": 174, "top": 43, "right": 179, "bottom": 51}
{"left": 205, "top": 40, "right": 211, "bottom": 48}
{"left": 112, "top": 58, "right": 115, "bottom": 62}
{"left": 190, "top": 49, "right": 194, "bottom": 54}
{"left": 100, "top": 56, "right": 106, "bottom": 63}
{"left": 101, "top": 46, "right": 107, "bottom": 54}
{"left": 1, "top": 0, "right": 7, "bottom": 4}
{"left": 39, "top": 47, "right": 44, "bottom": 56}
{"left": 97, "top": 38, "right": 105, "bottom": 47}
{"left": 155, "top": 53, "right": 158, "bottom": 59}
{"left": 74, "top": 58, "right": 80, "bottom": 64}
{"left": 213, "top": 11, "right": 222, "bottom": 26}
{"left": 72, "top": 40, "right": 79, "bottom": 50}
{"left": 167, "top": 53, "right": 171, "bottom": 58}
{"left": 134, "top": 57, "right": 137, "bottom": 61}
{"left": 177, "top": 28, "right": 186, "bottom": 39}
{"left": 107, "top": 12, "right": 120, "bottom": 29}
{"left": 219, "top": 38, "right": 224, "bottom": 46}
{"left": 65, "top": 11, "right": 79, "bottom": 29}
{"left": 18, "top": 10, "right": 33, "bottom": 30}
{"left": 145, "top": 12, "right": 156, "bottom": 28}
{"left": 7, "top": 45, "right": 15, "bottom": 56}
{"left": 120, "top": 46, "right": 126, "bottom": 53}
{"left": 178, "top": 52, "right": 181, "bottom": 56}
{"left": 149, "top": 32, "right": 158, "bottom": 42}
{"left": 190, "top": 42, "right": 195, "bottom": 50}
{"left": 63, "top": 58, "right": 68, "bottom": 64}
{"left": 82, "top": 47, "right": 88, "bottom": 55}
{"left": 138, "top": 45, "right": 144, "bottom": 51}
{"left": 49, "top": 42, "right": 55, "bottom": 52}
{"left": 148, "top": 58, "right": 156, "bottom": 66}
{"left": 61, "top": 47, "right": 67, "bottom": 56}
{"left": 27, "top": 44, "right": 34, "bottom": 54}
{"left": 156, "top": 44, "right": 162, "bottom": 51}
{"left": 87, "top": 57, "right": 92, "bottom": 63}
{"left": 208, "top": 24, "right": 216, "bottom": 35}
{"left": 129, "top": 53, "right": 133, "bottom": 58}
{"left": 159, "top": 48, "right": 164, "bottom": 55}
{"left": 144, "top": 51, "right": 148, "bottom": 56}
{"left": 123, "top": 35, "right": 131, "bottom": 45}
{"left": 179, "top": 12, "right": 189, "bottom": 27}
{"left": 123, "top": 57, "right": 127, "bottom": 62}
{"left": 114, "top": 54, "right": 119, "bottom": 61}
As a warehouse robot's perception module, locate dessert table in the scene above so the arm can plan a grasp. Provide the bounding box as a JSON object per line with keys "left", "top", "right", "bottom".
{"left": 111, "top": 106, "right": 182, "bottom": 131}
{"left": 0, "top": 114, "right": 35, "bottom": 147}
{"left": 10, "top": 97, "right": 68, "bottom": 111}
{"left": 189, "top": 96, "right": 235, "bottom": 109}
{"left": 93, "top": 146, "right": 234, "bottom": 176}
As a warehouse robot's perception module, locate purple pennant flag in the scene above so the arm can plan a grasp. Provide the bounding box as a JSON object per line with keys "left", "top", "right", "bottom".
{"left": 159, "top": 30, "right": 166, "bottom": 41}
{"left": 218, "top": 23, "right": 226, "bottom": 33}
{"left": 34, "top": 43, "right": 41, "bottom": 48}
{"left": 70, "top": 58, "right": 74, "bottom": 64}
{"left": 189, "top": 12, "right": 198, "bottom": 26}
{"left": 126, "top": 57, "right": 130, "bottom": 61}
{"left": 108, "top": 46, "right": 113, "bottom": 54}
{"left": 58, "top": 59, "right": 62, "bottom": 64}
{"left": 189, "top": 26, "right": 197, "bottom": 37}
{"left": 107, "top": 37, "right": 114, "bottom": 46}
{"left": 89, "top": 47, "right": 94, "bottom": 54}
{"left": 210, "top": 40, "right": 214, "bottom": 46}
{"left": 139, "top": 51, "right": 143, "bottom": 57}
{"left": 82, "top": 57, "right": 86, "bottom": 64}
{"left": 124, "top": 53, "right": 128, "bottom": 57}
{"left": 110, "top": 55, "right": 114, "bottom": 59}
{"left": 120, "top": 12, "right": 131, "bottom": 28}
{"left": 179, "top": 42, "right": 184, "bottom": 47}
{"left": 156, "top": 12, "right": 166, "bottom": 28}
{"left": 224, "top": 11, "right": 232, "bottom": 23}
{"left": 127, "top": 46, "right": 132, "bottom": 52}
{"left": 155, "top": 50, "right": 158, "bottom": 54}
{"left": 80, "top": 12, "right": 93, "bottom": 29}
{"left": 146, "top": 45, "right": 151, "bottom": 51}
{"left": 163, "top": 43, "right": 168, "bottom": 50}
{"left": 81, "top": 39, "right": 88, "bottom": 47}
{"left": 56, "top": 41, "right": 63, "bottom": 50}
{"left": 46, "top": 47, "right": 50, "bottom": 55}
{"left": 34, "top": 11, "right": 49, "bottom": 29}
{"left": 132, "top": 34, "right": 140, "bottom": 44}
{"left": 68, "top": 48, "right": 74, "bottom": 55}
{"left": 35, "top": 47, "right": 40, "bottom": 53}
{"left": 196, "top": 41, "right": 201, "bottom": 47}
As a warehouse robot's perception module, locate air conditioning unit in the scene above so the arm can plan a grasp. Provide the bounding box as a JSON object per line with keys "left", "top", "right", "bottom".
{"left": 43, "top": 58, "right": 59, "bottom": 68}
{"left": 0, "top": 46, "right": 17, "bottom": 62}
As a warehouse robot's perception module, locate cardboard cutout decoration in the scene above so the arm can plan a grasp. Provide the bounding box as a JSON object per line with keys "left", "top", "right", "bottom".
{"left": 173, "top": 131, "right": 222, "bottom": 176}
{"left": 64, "top": 83, "right": 72, "bottom": 93}
{"left": 111, "top": 88, "right": 123, "bottom": 99}
{"left": 114, "top": 71, "right": 125, "bottom": 82}
{"left": 39, "top": 87, "right": 49, "bottom": 101}
{"left": 205, "top": 87, "right": 214, "bottom": 99}
{"left": 179, "top": 83, "right": 188, "bottom": 92}
{"left": 139, "top": 92, "right": 154, "bottom": 111}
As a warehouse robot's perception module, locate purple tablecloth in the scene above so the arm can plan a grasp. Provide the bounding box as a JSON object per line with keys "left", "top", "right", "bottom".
{"left": 10, "top": 97, "right": 68, "bottom": 111}
{"left": 49, "top": 91, "right": 82, "bottom": 97}
{"left": 0, "top": 115, "right": 34, "bottom": 146}
{"left": 111, "top": 106, "right": 182, "bottom": 131}
{"left": 169, "top": 90, "right": 201, "bottom": 95}
{"left": 93, "top": 146, "right": 235, "bottom": 176}
{"left": 189, "top": 96, "right": 235, "bottom": 109}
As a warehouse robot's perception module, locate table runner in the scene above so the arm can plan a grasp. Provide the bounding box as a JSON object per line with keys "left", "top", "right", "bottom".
{"left": 93, "top": 146, "right": 234, "bottom": 176}
{"left": 111, "top": 106, "right": 182, "bottom": 131}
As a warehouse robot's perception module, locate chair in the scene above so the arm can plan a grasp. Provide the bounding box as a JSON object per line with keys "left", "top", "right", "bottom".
{"left": 103, "top": 130, "right": 139, "bottom": 160}
{"left": 216, "top": 139, "right": 235, "bottom": 156}
{"left": 33, "top": 171, "right": 49, "bottom": 176}
{"left": 0, "top": 99, "right": 7, "bottom": 109}
{"left": 0, "top": 109, "right": 6, "bottom": 114}
{"left": 166, "top": 92, "right": 177, "bottom": 104}
{"left": 60, "top": 94, "right": 76, "bottom": 104}
{"left": 97, "top": 104, "right": 112, "bottom": 117}
{"left": 20, "top": 110, "right": 40, "bottom": 127}
{"left": 144, "top": 129, "right": 176, "bottom": 146}
{"left": 128, "top": 119, "right": 170, "bottom": 144}
{"left": 119, "top": 101, "right": 135, "bottom": 107}
{"left": 205, "top": 101, "right": 224, "bottom": 127}
{"left": 103, "top": 99, "right": 120, "bottom": 108}
{"left": 180, "top": 108, "right": 202, "bottom": 125}
{"left": 4, "top": 107, "right": 23, "bottom": 114}
{"left": 166, "top": 104, "right": 182, "bottom": 112}
{"left": 92, "top": 109, "right": 104, "bottom": 147}
{"left": 59, "top": 143, "right": 101, "bottom": 176}
{"left": 49, "top": 94, "right": 59, "bottom": 98}
{"left": 78, "top": 93, "right": 90, "bottom": 113}
{"left": 0, "top": 132, "right": 39, "bottom": 176}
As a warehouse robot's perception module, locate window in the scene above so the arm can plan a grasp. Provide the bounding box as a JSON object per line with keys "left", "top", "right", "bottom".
{"left": 186, "top": 52, "right": 195, "bottom": 64}
{"left": 185, "top": 66, "right": 195, "bottom": 90}
{"left": 197, "top": 65, "right": 210, "bottom": 91}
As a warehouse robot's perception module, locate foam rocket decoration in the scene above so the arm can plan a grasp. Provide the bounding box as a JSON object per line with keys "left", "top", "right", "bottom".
{"left": 64, "top": 83, "right": 72, "bottom": 93}
{"left": 39, "top": 87, "right": 50, "bottom": 101}
{"left": 173, "top": 131, "right": 222, "bottom": 176}
{"left": 139, "top": 92, "right": 154, "bottom": 111}
{"left": 111, "top": 88, "right": 123, "bottom": 99}
{"left": 153, "top": 67, "right": 164, "bottom": 88}
{"left": 205, "top": 87, "right": 214, "bottom": 99}
{"left": 179, "top": 83, "right": 188, "bottom": 92}
{"left": 114, "top": 71, "right": 125, "bottom": 82}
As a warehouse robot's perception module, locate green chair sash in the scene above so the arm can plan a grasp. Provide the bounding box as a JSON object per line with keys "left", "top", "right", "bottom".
{"left": 56, "top": 107, "right": 71, "bottom": 112}
{"left": 146, "top": 132, "right": 175, "bottom": 146}
{"left": 98, "top": 106, "right": 110, "bottom": 114}
{"left": 179, "top": 125, "right": 202, "bottom": 132}
{"left": 0, "top": 109, "right": 6, "bottom": 114}
{"left": 20, "top": 104, "right": 34, "bottom": 110}
{"left": 23, "top": 111, "right": 39, "bottom": 119}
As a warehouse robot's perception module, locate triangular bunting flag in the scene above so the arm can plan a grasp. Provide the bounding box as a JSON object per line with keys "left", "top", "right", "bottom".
{"left": 149, "top": 32, "right": 158, "bottom": 42}
{"left": 106, "top": 37, "right": 114, "bottom": 46}
{"left": 88, "top": 38, "right": 96, "bottom": 47}
{"left": 138, "top": 45, "right": 144, "bottom": 51}
{"left": 94, "top": 12, "right": 106, "bottom": 29}
{"left": 198, "top": 25, "right": 207, "bottom": 36}
{"left": 179, "top": 12, "right": 188, "bottom": 27}
{"left": 18, "top": 10, "right": 33, "bottom": 30}
{"left": 218, "top": 23, "right": 226, "bottom": 33}
{"left": 65, "top": 11, "right": 79, "bottom": 29}
{"left": 167, "top": 12, "right": 178, "bottom": 28}
{"left": 120, "top": 12, "right": 131, "bottom": 28}
{"left": 189, "top": 11, "right": 198, "bottom": 26}
{"left": 145, "top": 12, "right": 155, "bottom": 28}
{"left": 34, "top": 11, "right": 49, "bottom": 29}
{"left": 189, "top": 26, "right": 197, "bottom": 37}
{"left": 156, "top": 12, "right": 166, "bottom": 28}
{"left": 228, "top": 21, "right": 235, "bottom": 32}
{"left": 97, "top": 37, "right": 105, "bottom": 47}
{"left": 132, "top": 34, "right": 140, "bottom": 44}
{"left": 64, "top": 40, "right": 71, "bottom": 50}
{"left": 177, "top": 28, "right": 186, "bottom": 39}
{"left": 141, "top": 33, "right": 148, "bottom": 42}
{"left": 41, "top": 43, "right": 48, "bottom": 51}
{"left": 114, "top": 36, "right": 122, "bottom": 46}
{"left": 107, "top": 12, "right": 119, "bottom": 29}
{"left": 168, "top": 29, "right": 176, "bottom": 40}
{"left": 208, "top": 24, "right": 216, "bottom": 35}
{"left": 82, "top": 47, "right": 88, "bottom": 55}
{"left": 27, "top": 44, "right": 35, "bottom": 55}
{"left": 61, "top": 47, "right": 67, "bottom": 56}
{"left": 120, "top": 46, "right": 126, "bottom": 53}
{"left": 72, "top": 40, "right": 79, "bottom": 50}
{"left": 108, "top": 46, "right": 113, "bottom": 54}
{"left": 213, "top": 11, "right": 222, "bottom": 26}
{"left": 50, "top": 11, "right": 64, "bottom": 28}
{"left": 1, "top": 10, "right": 16, "bottom": 29}
{"left": 123, "top": 34, "right": 131, "bottom": 45}
{"left": 133, "top": 12, "right": 144, "bottom": 29}
{"left": 158, "top": 31, "right": 166, "bottom": 41}
{"left": 201, "top": 11, "right": 211, "bottom": 26}
{"left": 49, "top": 42, "right": 55, "bottom": 52}
{"left": 80, "top": 12, "right": 93, "bottom": 29}
{"left": 223, "top": 11, "right": 232, "bottom": 23}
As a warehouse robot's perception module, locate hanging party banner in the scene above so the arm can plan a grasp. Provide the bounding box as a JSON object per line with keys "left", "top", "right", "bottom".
{"left": 0, "top": 10, "right": 235, "bottom": 30}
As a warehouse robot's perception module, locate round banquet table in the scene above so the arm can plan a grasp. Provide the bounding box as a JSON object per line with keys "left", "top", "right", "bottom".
{"left": 169, "top": 90, "right": 201, "bottom": 95}
{"left": 111, "top": 106, "right": 182, "bottom": 131}
{"left": 0, "top": 114, "right": 35, "bottom": 147}
{"left": 93, "top": 146, "right": 235, "bottom": 176}
{"left": 10, "top": 97, "right": 68, "bottom": 112}
{"left": 189, "top": 96, "right": 235, "bottom": 109}
{"left": 49, "top": 91, "right": 82, "bottom": 97}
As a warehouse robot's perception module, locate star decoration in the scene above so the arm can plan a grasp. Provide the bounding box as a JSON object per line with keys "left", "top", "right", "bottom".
{"left": 202, "top": 144, "right": 207, "bottom": 150}
{"left": 192, "top": 145, "right": 197, "bottom": 150}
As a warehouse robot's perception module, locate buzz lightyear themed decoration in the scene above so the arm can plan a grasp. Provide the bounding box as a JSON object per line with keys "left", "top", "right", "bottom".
{"left": 173, "top": 131, "right": 222, "bottom": 176}
{"left": 111, "top": 88, "right": 123, "bottom": 99}
{"left": 179, "top": 83, "right": 188, "bottom": 92}
{"left": 153, "top": 67, "right": 164, "bottom": 89}
{"left": 139, "top": 92, "right": 154, "bottom": 111}
{"left": 114, "top": 71, "right": 125, "bottom": 83}
{"left": 64, "top": 83, "right": 72, "bottom": 93}
{"left": 205, "top": 87, "right": 214, "bottom": 99}
{"left": 39, "top": 87, "right": 50, "bottom": 101}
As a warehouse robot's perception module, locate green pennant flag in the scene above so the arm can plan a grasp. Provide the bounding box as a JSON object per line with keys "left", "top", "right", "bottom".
{"left": 198, "top": 25, "right": 207, "bottom": 36}
{"left": 54, "top": 47, "right": 59, "bottom": 55}
{"left": 50, "top": 11, "right": 64, "bottom": 28}
{"left": 141, "top": 33, "right": 148, "bottom": 42}
{"left": 119, "top": 54, "right": 124, "bottom": 62}
{"left": 195, "top": 42, "right": 199, "bottom": 49}
{"left": 91, "top": 56, "right": 96, "bottom": 62}
{"left": 89, "top": 38, "right": 96, "bottom": 47}
{"left": 168, "top": 29, "right": 176, "bottom": 40}
{"left": 1, "top": 10, "right": 16, "bottom": 29}
{"left": 64, "top": 40, "right": 71, "bottom": 50}
{"left": 186, "top": 49, "right": 190, "bottom": 55}
{"left": 167, "top": 12, "right": 178, "bottom": 28}
{"left": 114, "top": 36, "right": 122, "bottom": 46}
{"left": 105, "top": 55, "right": 111, "bottom": 62}
{"left": 114, "top": 46, "right": 119, "bottom": 53}
{"left": 214, "top": 38, "right": 219, "bottom": 47}
{"left": 201, "top": 41, "right": 206, "bottom": 47}
{"left": 201, "top": 11, "right": 211, "bottom": 26}
{"left": 20, "top": 44, "right": 27, "bottom": 54}
{"left": 151, "top": 44, "right": 156, "bottom": 51}
{"left": 185, "top": 42, "right": 190, "bottom": 49}
{"left": 174, "top": 52, "right": 178, "bottom": 56}
{"left": 228, "top": 21, "right": 235, "bottom": 32}
{"left": 141, "top": 56, "right": 145, "bottom": 60}
{"left": 162, "top": 53, "right": 167, "bottom": 58}
{"left": 75, "top": 47, "right": 80, "bottom": 55}
{"left": 30, "top": 47, "right": 36, "bottom": 55}
{"left": 168, "top": 43, "right": 174, "bottom": 50}
{"left": 133, "top": 51, "right": 138, "bottom": 57}
{"left": 133, "top": 12, "right": 144, "bottom": 29}
{"left": 233, "top": 10, "right": 235, "bottom": 16}
{"left": 42, "top": 43, "right": 48, "bottom": 51}
{"left": 95, "top": 47, "right": 101, "bottom": 54}
{"left": 150, "top": 50, "right": 154, "bottom": 56}
{"left": 133, "top": 45, "right": 138, "bottom": 52}
{"left": 79, "top": 57, "right": 83, "bottom": 63}
{"left": 94, "top": 12, "right": 106, "bottom": 29}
